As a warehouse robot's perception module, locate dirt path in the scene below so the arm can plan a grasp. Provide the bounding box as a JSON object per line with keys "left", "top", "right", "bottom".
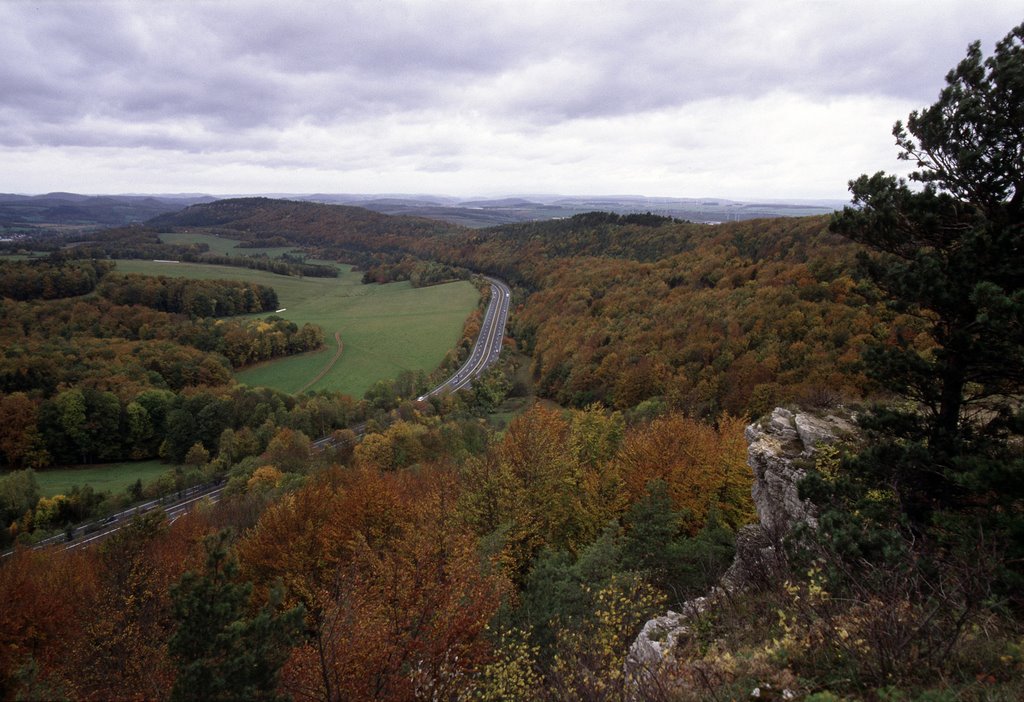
{"left": 297, "top": 331, "right": 343, "bottom": 394}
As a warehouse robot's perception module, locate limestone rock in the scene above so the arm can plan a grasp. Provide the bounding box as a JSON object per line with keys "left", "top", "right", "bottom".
{"left": 720, "top": 522, "right": 784, "bottom": 592}
{"left": 746, "top": 407, "right": 856, "bottom": 535}
{"left": 626, "top": 598, "right": 709, "bottom": 673}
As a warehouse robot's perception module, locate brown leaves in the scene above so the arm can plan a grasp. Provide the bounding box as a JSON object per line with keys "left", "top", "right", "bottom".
{"left": 238, "top": 467, "right": 508, "bottom": 702}
{"left": 618, "top": 413, "right": 754, "bottom": 534}
{"left": 0, "top": 508, "right": 211, "bottom": 701}
{"left": 0, "top": 548, "right": 96, "bottom": 698}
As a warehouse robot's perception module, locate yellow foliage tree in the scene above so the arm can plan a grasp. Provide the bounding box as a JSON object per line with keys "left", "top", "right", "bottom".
{"left": 354, "top": 420, "right": 427, "bottom": 471}
{"left": 246, "top": 465, "right": 283, "bottom": 493}
{"left": 547, "top": 575, "right": 666, "bottom": 701}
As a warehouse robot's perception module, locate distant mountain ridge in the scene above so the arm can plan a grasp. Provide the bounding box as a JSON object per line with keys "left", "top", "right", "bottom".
{"left": 0, "top": 191, "right": 846, "bottom": 231}
{"left": 296, "top": 193, "right": 845, "bottom": 227}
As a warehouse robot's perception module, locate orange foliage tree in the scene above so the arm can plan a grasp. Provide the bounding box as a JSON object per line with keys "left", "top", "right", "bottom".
{"left": 0, "top": 548, "right": 96, "bottom": 700}
{"left": 459, "top": 404, "right": 602, "bottom": 581}
{"left": 0, "top": 507, "right": 214, "bottom": 701}
{"left": 238, "top": 466, "right": 507, "bottom": 702}
{"left": 617, "top": 413, "right": 754, "bottom": 534}
{"left": 461, "top": 404, "right": 756, "bottom": 582}
{"left": 57, "top": 512, "right": 204, "bottom": 701}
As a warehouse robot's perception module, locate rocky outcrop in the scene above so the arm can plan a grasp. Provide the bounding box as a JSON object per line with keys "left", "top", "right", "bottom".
{"left": 626, "top": 597, "right": 712, "bottom": 680}
{"left": 626, "top": 407, "right": 855, "bottom": 691}
{"left": 719, "top": 407, "right": 855, "bottom": 591}
{"left": 747, "top": 407, "right": 855, "bottom": 535}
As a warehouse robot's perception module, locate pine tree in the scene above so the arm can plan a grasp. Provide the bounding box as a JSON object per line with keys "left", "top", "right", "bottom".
{"left": 828, "top": 22, "right": 1024, "bottom": 524}
{"left": 815, "top": 24, "right": 1024, "bottom": 601}
{"left": 169, "top": 530, "right": 304, "bottom": 702}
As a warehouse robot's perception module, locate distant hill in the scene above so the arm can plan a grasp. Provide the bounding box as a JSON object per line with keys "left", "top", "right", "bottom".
{"left": 147, "top": 197, "right": 463, "bottom": 250}
{"left": 0, "top": 191, "right": 846, "bottom": 231}
{"left": 0, "top": 193, "right": 215, "bottom": 230}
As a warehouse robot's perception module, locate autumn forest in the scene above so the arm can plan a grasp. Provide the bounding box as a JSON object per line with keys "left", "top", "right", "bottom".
{"left": 1, "top": 22, "right": 1023, "bottom": 702}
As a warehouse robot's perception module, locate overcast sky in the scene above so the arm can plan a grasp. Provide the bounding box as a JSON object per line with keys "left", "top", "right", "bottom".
{"left": 1, "top": 1, "right": 1021, "bottom": 200}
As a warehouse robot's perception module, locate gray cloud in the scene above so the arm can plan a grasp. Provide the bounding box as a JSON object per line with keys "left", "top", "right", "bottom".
{"left": 1, "top": 0, "right": 1021, "bottom": 196}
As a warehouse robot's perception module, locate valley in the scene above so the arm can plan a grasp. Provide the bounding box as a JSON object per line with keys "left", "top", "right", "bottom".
{"left": 112, "top": 258, "right": 480, "bottom": 397}
{"left": 0, "top": 16, "right": 1022, "bottom": 701}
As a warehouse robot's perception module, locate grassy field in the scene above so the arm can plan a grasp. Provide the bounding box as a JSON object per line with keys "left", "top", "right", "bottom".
{"left": 33, "top": 460, "right": 169, "bottom": 497}
{"left": 159, "top": 231, "right": 298, "bottom": 258}
{"left": 112, "top": 259, "right": 480, "bottom": 397}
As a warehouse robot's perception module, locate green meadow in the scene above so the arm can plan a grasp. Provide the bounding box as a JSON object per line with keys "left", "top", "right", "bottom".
{"left": 34, "top": 460, "right": 169, "bottom": 497}
{"left": 112, "top": 259, "right": 480, "bottom": 397}
{"left": 159, "top": 231, "right": 298, "bottom": 258}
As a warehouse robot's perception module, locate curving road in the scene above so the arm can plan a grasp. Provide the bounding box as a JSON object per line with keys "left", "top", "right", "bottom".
{"left": 417, "top": 276, "right": 511, "bottom": 400}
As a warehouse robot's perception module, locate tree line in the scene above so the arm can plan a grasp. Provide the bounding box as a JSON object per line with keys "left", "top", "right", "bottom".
{"left": 98, "top": 273, "right": 279, "bottom": 317}
{"left": 360, "top": 255, "right": 470, "bottom": 288}
{"left": 1, "top": 295, "right": 323, "bottom": 398}
{"left": 13, "top": 224, "right": 340, "bottom": 279}
{"left": 0, "top": 259, "right": 113, "bottom": 300}
{"left": 0, "top": 383, "right": 363, "bottom": 546}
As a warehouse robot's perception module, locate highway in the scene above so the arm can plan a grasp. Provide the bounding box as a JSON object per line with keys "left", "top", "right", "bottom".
{"left": 4, "top": 275, "right": 512, "bottom": 556}
{"left": 0, "top": 480, "right": 228, "bottom": 558}
{"left": 62, "top": 481, "right": 225, "bottom": 551}
{"left": 417, "top": 276, "right": 511, "bottom": 400}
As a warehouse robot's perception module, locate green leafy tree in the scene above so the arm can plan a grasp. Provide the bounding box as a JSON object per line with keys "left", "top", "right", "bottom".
{"left": 169, "top": 530, "right": 303, "bottom": 702}
{"left": 0, "top": 469, "right": 39, "bottom": 545}
{"left": 472, "top": 365, "right": 511, "bottom": 411}
{"left": 263, "top": 427, "right": 311, "bottom": 474}
{"left": 620, "top": 480, "right": 735, "bottom": 604}
{"left": 217, "top": 428, "right": 237, "bottom": 464}
{"left": 184, "top": 442, "right": 210, "bottom": 470}
{"left": 163, "top": 408, "right": 199, "bottom": 464}
{"left": 515, "top": 533, "right": 619, "bottom": 652}
{"left": 56, "top": 388, "right": 88, "bottom": 463}
{"left": 124, "top": 401, "right": 154, "bottom": 459}
{"left": 135, "top": 389, "right": 175, "bottom": 438}
{"left": 87, "top": 389, "right": 123, "bottom": 461}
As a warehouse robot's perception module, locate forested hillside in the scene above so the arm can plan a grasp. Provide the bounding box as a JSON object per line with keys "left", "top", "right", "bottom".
{"left": 149, "top": 197, "right": 459, "bottom": 252}
{"left": 464, "top": 216, "right": 892, "bottom": 416}
{"left": 146, "top": 201, "right": 905, "bottom": 418}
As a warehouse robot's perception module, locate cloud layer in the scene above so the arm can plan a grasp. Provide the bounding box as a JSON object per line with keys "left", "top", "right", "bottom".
{"left": 2, "top": 0, "right": 1021, "bottom": 198}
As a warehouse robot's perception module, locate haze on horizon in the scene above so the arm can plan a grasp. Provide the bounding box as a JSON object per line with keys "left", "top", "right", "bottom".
{"left": 2, "top": 1, "right": 1021, "bottom": 201}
